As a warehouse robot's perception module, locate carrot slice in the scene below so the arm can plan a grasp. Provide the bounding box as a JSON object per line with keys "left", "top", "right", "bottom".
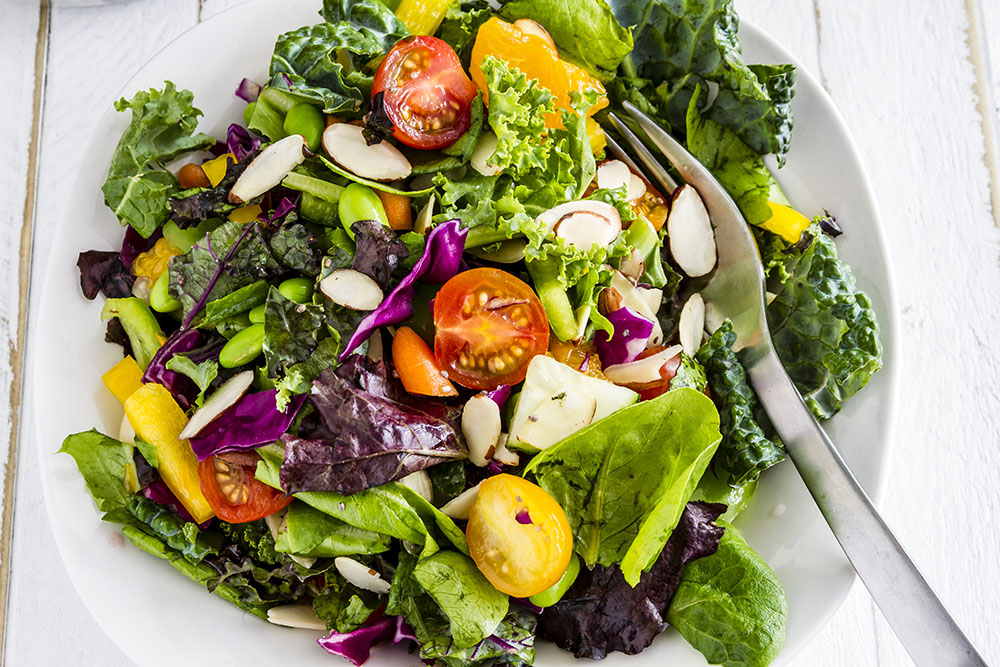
{"left": 392, "top": 326, "right": 458, "bottom": 396}
{"left": 376, "top": 190, "right": 414, "bottom": 231}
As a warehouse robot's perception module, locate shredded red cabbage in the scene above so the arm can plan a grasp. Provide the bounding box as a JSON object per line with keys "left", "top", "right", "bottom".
{"left": 226, "top": 123, "right": 262, "bottom": 162}
{"left": 141, "top": 329, "right": 224, "bottom": 409}
{"left": 594, "top": 307, "right": 654, "bottom": 367}
{"left": 234, "top": 77, "right": 262, "bottom": 103}
{"left": 484, "top": 384, "right": 512, "bottom": 410}
{"left": 317, "top": 616, "right": 415, "bottom": 666}
{"left": 339, "top": 220, "right": 467, "bottom": 360}
{"left": 188, "top": 390, "right": 306, "bottom": 461}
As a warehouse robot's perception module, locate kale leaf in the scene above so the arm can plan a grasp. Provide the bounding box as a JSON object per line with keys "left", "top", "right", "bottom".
{"left": 263, "top": 287, "right": 325, "bottom": 376}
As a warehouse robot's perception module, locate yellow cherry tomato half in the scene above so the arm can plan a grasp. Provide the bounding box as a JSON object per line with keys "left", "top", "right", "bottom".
{"left": 466, "top": 474, "right": 573, "bottom": 597}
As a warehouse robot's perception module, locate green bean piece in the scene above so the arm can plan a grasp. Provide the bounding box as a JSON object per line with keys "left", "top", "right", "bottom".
{"left": 528, "top": 554, "right": 581, "bottom": 608}
{"left": 338, "top": 183, "right": 389, "bottom": 239}
{"left": 243, "top": 101, "right": 257, "bottom": 128}
{"left": 283, "top": 103, "right": 325, "bottom": 152}
{"left": 277, "top": 277, "right": 314, "bottom": 304}
{"left": 219, "top": 323, "right": 265, "bottom": 368}
{"left": 248, "top": 303, "right": 266, "bottom": 324}
{"left": 149, "top": 271, "right": 181, "bottom": 313}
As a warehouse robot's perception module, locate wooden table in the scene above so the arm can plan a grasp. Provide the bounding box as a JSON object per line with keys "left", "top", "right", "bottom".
{"left": 3, "top": 0, "right": 999, "bottom": 664}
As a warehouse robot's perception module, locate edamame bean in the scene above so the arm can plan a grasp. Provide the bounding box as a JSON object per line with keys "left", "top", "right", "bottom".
{"left": 219, "top": 323, "right": 265, "bottom": 368}
{"left": 338, "top": 183, "right": 389, "bottom": 238}
{"left": 283, "top": 103, "right": 325, "bottom": 151}
{"left": 248, "top": 303, "right": 266, "bottom": 324}
{"left": 278, "top": 277, "right": 314, "bottom": 304}
{"left": 528, "top": 554, "right": 580, "bottom": 608}
{"left": 149, "top": 270, "right": 181, "bottom": 313}
{"left": 243, "top": 101, "right": 257, "bottom": 127}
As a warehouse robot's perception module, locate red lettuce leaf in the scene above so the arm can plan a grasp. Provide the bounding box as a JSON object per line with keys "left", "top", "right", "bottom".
{"left": 77, "top": 250, "right": 135, "bottom": 300}
{"left": 351, "top": 219, "right": 409, "bottom": 290}
{"left": 189, "top": 389, "right": 306, "bottom": 460}
{"left": 538, "top": 501, "right": 726, "bottom": 659}
{"left": 280, "top": 356, "right": 466, "bottom": 495}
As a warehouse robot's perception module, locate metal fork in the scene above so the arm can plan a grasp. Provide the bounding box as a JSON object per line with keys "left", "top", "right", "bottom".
{"left": 608, "top": 102, "right": 987, "bottom": 667}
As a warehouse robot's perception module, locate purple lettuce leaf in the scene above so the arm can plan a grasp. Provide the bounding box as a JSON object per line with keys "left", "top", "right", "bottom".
{"left": 142, "top": 329, "right": 225, "bottom": 409}
{"left": 77, "top": 250, "right": 135, "bottom": 300}
{"left": 226, "top": 123, "right": 262, "bottom": 162}
{"left": 351, "top": 219, "right": 409, "bottom": 291}
{"left": 339, "top": 220, "right": 467, "bottom": 360}
{"left": 595, "top": 307, "right": 654, "bottom": 367}
{"left": 189, "top": 389, "right": 306, "bottom": 461}
{"left": 260, "top": 196, "right": 298, "bottom": 224}
{"left": 317, "top": 615, "right": 415, "bottom": 666}
{"left": 280, "top": 357, "right": 465, "bottom": 495}
{"left": 538, "top": 501, "right": 726, "bottom": 659}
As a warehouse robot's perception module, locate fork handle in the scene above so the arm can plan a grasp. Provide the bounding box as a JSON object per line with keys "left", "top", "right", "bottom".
{"left": 746, "top": 351, "right": 987, "bottom": 666}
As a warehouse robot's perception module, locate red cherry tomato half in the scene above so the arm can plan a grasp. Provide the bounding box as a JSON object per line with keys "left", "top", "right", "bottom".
{"left": 466, "top": 474, "right": 573, "bottom": 598}
{"left": 433, "top": 268, "right": 550, "bottom": 390}
{"left": 371, "top": 36, "right": 477, "bottom": 150}
{"left": 197, "top": 452, "right": 293, "bottom": 524}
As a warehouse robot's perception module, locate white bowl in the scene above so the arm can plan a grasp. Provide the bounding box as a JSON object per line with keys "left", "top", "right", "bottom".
{"left": 33, "top": 2, "right": 898, "bottom": 665}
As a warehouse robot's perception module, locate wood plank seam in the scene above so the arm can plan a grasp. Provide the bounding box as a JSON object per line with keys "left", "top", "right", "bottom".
{"left": 810, "top": 0, "right": 831, "bottom": 93}
{"left": 0, "top": 0, "right": 50, "bottom": 660}
{"left": 965, "top": 0, "right": 1000, "bottom": 228}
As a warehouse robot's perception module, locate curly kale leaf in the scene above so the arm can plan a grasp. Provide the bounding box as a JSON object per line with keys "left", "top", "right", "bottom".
{"left": 263, "top": 286, "right": 326, "bottom": 376}
{"left": 696, "top": 321, "right": 785, "bottom": 486}
{"left": 761, "top": 223, "right": 883, "bottom": 420}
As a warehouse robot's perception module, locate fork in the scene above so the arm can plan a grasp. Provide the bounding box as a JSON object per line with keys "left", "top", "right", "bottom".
{"left": 607, "top": 102, "right": 987, "bottom": 667}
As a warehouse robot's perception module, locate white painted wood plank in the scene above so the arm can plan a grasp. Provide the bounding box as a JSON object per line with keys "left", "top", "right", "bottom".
{"left": 814, "top": 1, "right": 1000, "bottom": 666}
{"left": 981, "top": 0, "right": 1000, "bottom": 128}
{"left": 6, "top": 2, "right": 201, "bottom": 664}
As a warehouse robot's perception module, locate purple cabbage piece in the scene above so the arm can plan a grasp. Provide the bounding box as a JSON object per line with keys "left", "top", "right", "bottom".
{"left": 189, "top": 390, "right": 306, "bottom": 461}
{"left": 484, "top": 384, "right": 511, "bottom": 410}
{"left": 538, "top": 502, "right": 726, "bottom": 659}
{"left": 142, "top": 329, "right": 225, "bottom": 409}
{"left": 77, "top": 250, "right": 135, "bottom": 300}
{"left": 120, "top": 225, "right": 161, "bottom": 267}
{"left": 259, "top": 196, "right": 298, "bottom": 224}
{"left": 594, "top": 307, "right": 654, "bottom": 367}
{"left": 339, "top": 220, "right": 467, "bottom": 360}
{"left": 235, "top": 77, "right": 262, "bottom": 103}
{"left": 280, "top": 358, "right": 465, "bottom": 495}
{"left": 226, "top": 123, "right": 262, "bottom": 162}
{"left": 317, "top": 616, "right": 415, "bottom": 666}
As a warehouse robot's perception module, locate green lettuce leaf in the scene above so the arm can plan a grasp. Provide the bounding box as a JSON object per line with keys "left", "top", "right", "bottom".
{"left": 667, "top": 522, "right": 787, "bottom": 667}
{"left": 164, "top": 354, "right": 219, "bottom": 407}
{"left": 274, "top": 501, "right": 391, "bottom": 557}
{"left": 101, "top": 82, "right": 215, "bottom": 237}
{"left": 696, "top": 320, "right": 785, "bottom": 486}
{"left": 58, "top": 430, "right": 136, "bottom": 513}
{"left": 761, "top": 224, "right": 883, "bottom": 419}
{"left": 525, "top": 387, "right": 721, "bottom": 585}
{"left": 499, "top": 0, "right": 633, "bottom": 79}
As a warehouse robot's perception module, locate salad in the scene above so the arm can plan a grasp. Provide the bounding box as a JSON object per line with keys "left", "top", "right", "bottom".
{"left": 63, "top": 0, "right": 884, "bottom": 665}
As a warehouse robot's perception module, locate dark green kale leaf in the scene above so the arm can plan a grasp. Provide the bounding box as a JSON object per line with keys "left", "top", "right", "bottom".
{"left": 263, "top": 287, "right": 326, "bottom": 376}
{"left": 761, "top": 224, "right": 883, "bottom": 420}
{"left": 102, "top": 82, "right": 215, "bottom": 237}
{"left": 696, "top": 320, "right": 785, "bottom": 487}
{"left": 313, "top": 577, "right": 381, "bottom": 632}
{"left": 319, "top": 0, "right": 411, "bottom": 52}
{"left": 436, "top": 0, "right": 493, "bottom": 63}
{"left": 117, "top": 494, "right": 219, "bottom": 563}
{"left": 269, "top": 217, "right": 322, "bottom": 274}
{"left": 669, "top": 352, "right": 708, "bottom": 392}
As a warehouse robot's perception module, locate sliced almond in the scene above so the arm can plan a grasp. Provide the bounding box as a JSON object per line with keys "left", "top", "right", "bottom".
{"left": 318, "top": 269, "right": 384, "bottom": 311}
{"left": 679, "top": 293, "right": 705, "bottom": 356}
{"left": 334, "top": 557, "right": 391, "bottom": 595}
{"left": 667, "top": 184, "right": 717, "bottom": 277}
{"left": 229, "top": 134, "right": 308, "bottom": 204}
{"left": 323, "top": 123, "right": 411, "bottom": 181}
{"left": 596, "top": 160, "right": 631, "bottom": 193}
{"left": 627, "top": 174, "right": 647, "bottom": 201}
{"left": 462, "top": 394, "right": 502, "bottom": 467}
{"left": 398, "top": 470, "right": 433, "bottom": 502}
{"left": 131, "top": 276, "right": 151, "bottom": 300}
{"left": 603, "top": 345, "right": 683, "bottom": 385}
{"left": 178, "top": 370, "right": 254, "bottom": 440}
{"left": 538, "top": 200, "right": 621, "bottom": 242}
{"left": 514, "top": 19, "right": 557, "bottom": 51}
{"left": 619, "top": 247, "right": 645, "bottom": 281}
{"left": 470, "top": 132, "right": 501, "bottom": 176}
{"left": 636, "top": 286, "right": 663, "bottom": 315}
{"left": 492, "top": 433, "right": 519, "bottom": 466}
{"left": 267, "top": 605, "right": 327, "bottom": 630}
{"left": 440, "top": 482, "right": 482, "bottom": 520}
{"left": 467, "top": 238, "right": 527, "bottom": 264}
{"left": 517, "top": 385, "right": 598, "bottom": 451}
{"left": 413, "top": 193, "right": 435, "bottom": 234}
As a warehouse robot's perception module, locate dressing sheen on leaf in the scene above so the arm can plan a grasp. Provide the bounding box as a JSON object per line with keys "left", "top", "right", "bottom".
{"left": 525, "top": 387, "right": 721, "bottom": 585}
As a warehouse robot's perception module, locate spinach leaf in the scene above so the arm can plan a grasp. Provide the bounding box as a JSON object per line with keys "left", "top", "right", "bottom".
{"left": 426, "top": 459, "right": 466, "bottom": 503}
{"left": 164, "top": 354, "right": 219, "bottom": 407}
{"left": 168, "top": 221, "right": 282, "bottom": 324}
{"left": 696, "top": 320, "right": 785, "bottom": 486}
{"left": 539, "top": 502, "right": 726, "bottom": 659}
{"left": 263, "top": 287, "right": 326, "bottom": 376}
{"left": 101, "top": 82, "right": 215, "bottom": 237}
{"left": 59, "top": 430, "right": 136, "bottom": 513}
{"left": 761, "top": 224, "right": 883, "bottom": 419}
{"left": 667, "top": 522, "right": 787, "bottom": 667}
{"left": 275, "top": 501, "right": 391, "bottom": 557}
{"left": 525, "top": 387, "right": 721, "bottom": 585}
{"left": 412, "top": 551, "right": 509, "bottom": 648}
{"left": 115, "top": 495, "right": 218, "bottom": 563}
{"left": 499, "top": 0, "right": 633, "bottom": 79}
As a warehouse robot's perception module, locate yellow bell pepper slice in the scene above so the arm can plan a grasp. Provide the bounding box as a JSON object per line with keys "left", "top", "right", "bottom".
{"left": 102, "top": 356, "right": 144, "bottom": 404}
{"left": 201, "top": 153, "right": 235, "bottom": 187}
{"left": 759, "top": 201, "right": 812, "bottom": 243}
{"left": 229, "top": 204, "right": 263, "bottom": 224}
{"left": 124, "top": 384, "right": 214, "bottom": 523}
{"left": 395, "top": 0, "right": 452, "bottom": 35}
